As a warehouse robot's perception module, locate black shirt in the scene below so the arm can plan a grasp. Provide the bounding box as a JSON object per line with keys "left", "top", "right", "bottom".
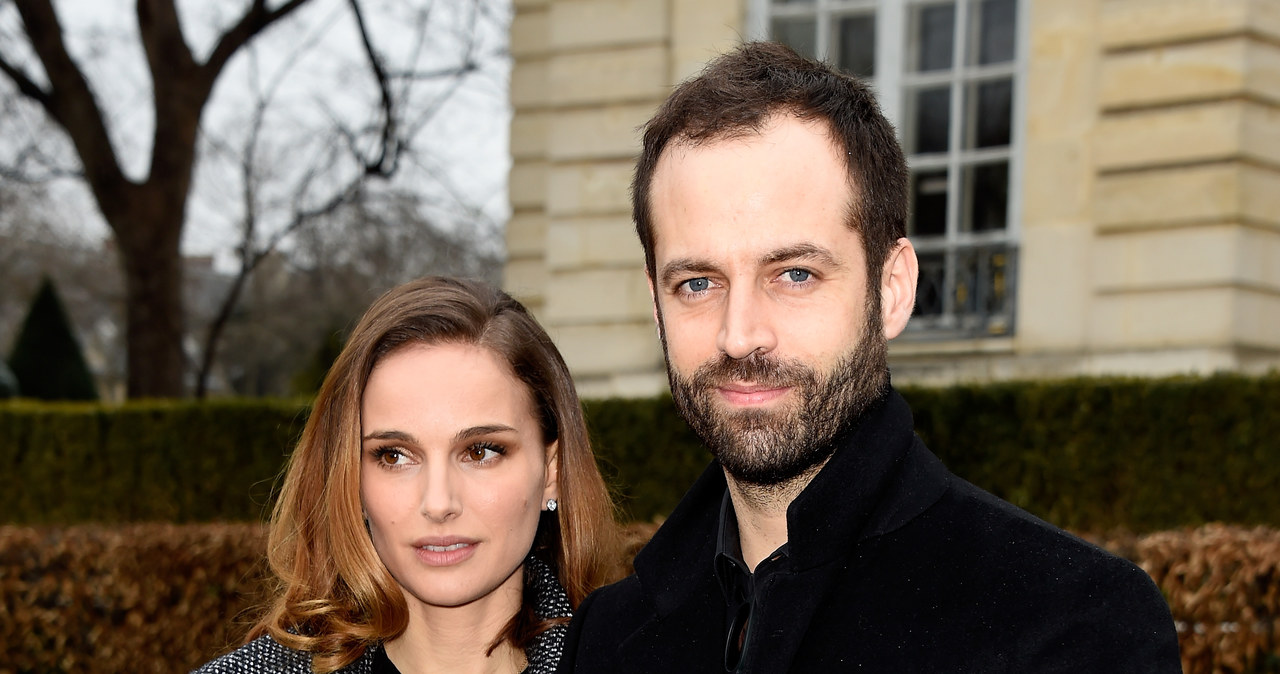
{"left": 713, "top": 492, "right": 791, "bottom": 673}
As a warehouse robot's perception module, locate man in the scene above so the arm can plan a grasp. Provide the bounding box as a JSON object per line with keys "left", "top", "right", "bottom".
{"left": 558, "top": 42, "right": 1181, "bottom": 673}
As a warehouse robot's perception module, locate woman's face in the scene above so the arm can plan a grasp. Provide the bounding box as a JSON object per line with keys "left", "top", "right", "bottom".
{"left": 360, "top": 342, "right": 559, "bottom": 612}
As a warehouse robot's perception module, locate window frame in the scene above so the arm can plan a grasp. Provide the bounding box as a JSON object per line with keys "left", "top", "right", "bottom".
{"left": 747, "top": 0, "right": 1029, "bottom": 340}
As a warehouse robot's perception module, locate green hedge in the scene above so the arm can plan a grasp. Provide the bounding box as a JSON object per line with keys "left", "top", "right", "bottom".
{"left": 2, "top": 373, "right": 1278, "bottom": 531}
{"left": 0, "top": 399, "right": 307, "bottom": 523}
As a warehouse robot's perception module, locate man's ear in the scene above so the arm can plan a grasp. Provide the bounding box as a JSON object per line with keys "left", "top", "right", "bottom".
{"left": 880, "top": 238, "right": 918, "bottom": 340}
{"left": 542, "top": 440, "right": 560, "bottom": 504}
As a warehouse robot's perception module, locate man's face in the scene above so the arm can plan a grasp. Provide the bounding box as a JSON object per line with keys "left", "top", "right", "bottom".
{"left": 648, "top": 115, "right": 890, "bottom": 486}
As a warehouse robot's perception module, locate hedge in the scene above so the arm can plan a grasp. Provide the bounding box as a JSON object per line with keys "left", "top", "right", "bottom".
{"left": 2, "top": 373, "right": 1278, "bottom": 531}
{"left": 0, "top": 399, "right": 306, "bottom": 523}
{"left": 2, "top": 523, "right": 1277, "bottom": 674}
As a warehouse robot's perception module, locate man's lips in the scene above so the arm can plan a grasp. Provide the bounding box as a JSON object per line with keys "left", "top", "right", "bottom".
{"left": 716, "top": 383, "right": 792, "bottom": 406}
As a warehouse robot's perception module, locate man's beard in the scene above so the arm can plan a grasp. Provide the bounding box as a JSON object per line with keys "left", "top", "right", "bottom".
{"left": 664, "top": 309, "right": 889, "bottom": 487}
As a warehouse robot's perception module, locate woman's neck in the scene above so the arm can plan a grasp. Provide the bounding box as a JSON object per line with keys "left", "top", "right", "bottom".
{"left": 383, "top": 580, "right": 526, "bottom": 674}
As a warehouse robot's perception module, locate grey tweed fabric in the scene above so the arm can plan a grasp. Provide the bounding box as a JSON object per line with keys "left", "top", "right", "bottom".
{"left": 193, "top": 555, "right": 571, "bottom": 674}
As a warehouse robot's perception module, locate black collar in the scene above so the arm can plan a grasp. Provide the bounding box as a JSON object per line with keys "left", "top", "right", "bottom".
{"left": 633, "top": 388, "right": 951, "bottom": 617}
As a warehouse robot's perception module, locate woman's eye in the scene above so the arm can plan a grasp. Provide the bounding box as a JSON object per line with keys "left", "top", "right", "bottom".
{"left": 465, "top": 442, "right": 504, "bottom": 463}
{"left": 374, "top": 448, "right": 408, "bottom": 466}
{"left": 681, "top": 278, "right": 711, "bottom": 293}
{"left": 784, "top": 268, "right": 811, "bottom": 283}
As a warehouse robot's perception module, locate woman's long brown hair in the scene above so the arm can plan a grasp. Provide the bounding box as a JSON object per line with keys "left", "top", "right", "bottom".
{"left": 246, "top": 277, "right": 623, "bottom": 672}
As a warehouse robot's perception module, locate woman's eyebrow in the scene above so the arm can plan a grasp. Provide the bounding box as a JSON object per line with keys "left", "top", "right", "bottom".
{"left": 455, "top": 424, "right": 518, "bottom": 442}
{"left": 362, "top": 429, "right": 417, "bottom": 443}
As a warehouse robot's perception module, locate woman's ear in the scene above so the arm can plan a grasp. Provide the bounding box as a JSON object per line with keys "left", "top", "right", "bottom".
{"left": 879, "top": 238, "right": 919, "bottom": 340}
{"left": 542, "top": 440, "right": 560, "bottom": 506}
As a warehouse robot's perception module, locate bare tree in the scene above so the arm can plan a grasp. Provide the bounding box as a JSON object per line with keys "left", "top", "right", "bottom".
{"left": 0, "top": 0, "right": 506, "bottom": 398}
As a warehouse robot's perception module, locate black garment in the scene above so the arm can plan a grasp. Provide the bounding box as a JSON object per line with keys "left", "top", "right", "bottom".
{"left": 196, "top": 555, "right": 570, "bottom": 674}
{"left": 559, "top": 390, "right": 1181, "bottom": 673}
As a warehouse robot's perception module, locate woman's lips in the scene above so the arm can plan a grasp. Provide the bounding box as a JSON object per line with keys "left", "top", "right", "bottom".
{"left": 412, "top": 537, "right": 479, "bottom": 566}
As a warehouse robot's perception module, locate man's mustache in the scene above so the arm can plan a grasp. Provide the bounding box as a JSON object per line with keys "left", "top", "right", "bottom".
{"left": 689, "top": 352, "right": 816, "bottom": 390}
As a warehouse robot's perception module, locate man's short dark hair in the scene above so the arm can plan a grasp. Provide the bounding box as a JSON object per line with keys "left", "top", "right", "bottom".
{"left": 632, "top": 40, "right": 908, "bottom": 286}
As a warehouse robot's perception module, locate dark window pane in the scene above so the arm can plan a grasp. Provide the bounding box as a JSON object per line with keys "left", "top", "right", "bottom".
{"left": 908, "top": 86, "right": 951, "bottom": 154}
{"left": 913, "top": 3, "right": 955, "bottom": 72}
{"left": 911, "top": 170, "right": 949, "bottom": 237}
{"left": 965, "top": 162, "right": 1009, "bottom": 232}
{"left": 974, "top": 0, "right": 1016, "bottom": 65}
{"left": 968, "top": 79, "right": 1012, "bottom": 148}
{"left": 836, "top": 13, "right": 876, "bottom": 78}
{"left": 772, "top": 18, "right": 817, "bottom": 59}
{"left": 914, "top": 252, "right": 946, "bottom": 317}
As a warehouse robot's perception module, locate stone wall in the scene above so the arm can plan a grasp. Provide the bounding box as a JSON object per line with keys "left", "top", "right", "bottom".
{"left": 506, "top": 0, "right": 1280, "bottom": 394}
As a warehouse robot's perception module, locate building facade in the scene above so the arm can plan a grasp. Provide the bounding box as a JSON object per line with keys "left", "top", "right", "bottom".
{"left": 505, "top": 0, "right": 1280, "bottom": 397}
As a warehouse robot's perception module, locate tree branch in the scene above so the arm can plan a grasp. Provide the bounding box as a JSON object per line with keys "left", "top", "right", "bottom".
{"left": 10, "top": 0, "right": 129, "bottom": 202}
{"left": 203, "top": 0, "right": 313, "bottom": 79}
{"left": 347, "top": 0, "right": 398, "bottom": 177}
{"left": 0, "top": 51, "right": 51, "bottom": 108}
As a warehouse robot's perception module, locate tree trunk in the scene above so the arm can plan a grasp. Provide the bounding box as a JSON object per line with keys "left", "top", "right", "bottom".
{"left": 113, "top": 206, "right": 186, "bottom": 398}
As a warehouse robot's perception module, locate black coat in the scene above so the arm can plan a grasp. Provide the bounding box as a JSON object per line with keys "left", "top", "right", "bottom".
{"left": 560, "top": 390, "right": 1181, "bottom": 673}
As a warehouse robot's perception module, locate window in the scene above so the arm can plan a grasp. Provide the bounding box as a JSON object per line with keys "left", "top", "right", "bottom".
{"left": 751, "top": 0, "right": 1023, "bottom": 339}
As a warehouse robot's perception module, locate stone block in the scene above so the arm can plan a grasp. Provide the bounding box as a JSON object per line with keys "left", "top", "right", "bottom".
{"left": 546, "top": 321, "right": 665, "bottom": 377}
{"left": 544, "top": 267, "right": 654, "bottom": 323}
{"left": 1235, "top": 225, "right": 1280, "bottom": 289}
{"left": 1242, "top": 102, "right": 1280, "bottom": 166}
{"left": 547, "top": 160, "right": 634, "bottom": 216}
{"left": 1242, "top": 164, "right": 1280, "bottom": 228}
{"left": 1100, "top": 38, "right": 1247, "bottom": 109}
{"left": 1101, "top": 0, "right": 1250, "bottom": 50}
{"left": 549, "top": 0, "right": 667, "bottom": 50}
{"left": 514, "top": 0, "right": 549, "bottom": 8}
{"left": 546, "top": 216, "right": 644, "bottom": 270}
{"left": 1026, "top": 2, "right": 1102, "bottom": 139}
{"left": 511, "top": 58, "right": 550, "bottom": 110}
{"left": 1092, "top": 224, "right": 1240, "bottom": 292}
{"left": 548, "top": 104, "right": 651, "bottom": 161}
{"left": 1090, "top": 287, "right": 1234, "bottom": 348}
{"left": 509, "top": 160, "right": 548, "bottom": 211}
{"left": 1095, "top": 163, "right": 1240, "bottom": 228}
{"left": 511, "top": 7, "right": 550, "bottom": 58}
{"left": 1022, "top": 139, "right": 1092, "bottom": 222}
{"left": 548, "top": 45, "right": 669, "bottom": 106}
{"left": 504, "top": 257, "right": 548, "bottom": 305}
{"left": 1235, "top": 289, "right": 1280, "bottom": 348}
{"left": 1094, "top": 100, "right": 1242, "bottom": 171}
{"left": 506, "top": 213, "right": 549, "bottom": 258}
{"left": 671, "top": 0, "right": 744, "bottom": 82}
{"left": 510, "top": 110, "right": 549, "bottom": 160}
{"left": 1014, "top": 220, "right": 1092, "bottom": 350}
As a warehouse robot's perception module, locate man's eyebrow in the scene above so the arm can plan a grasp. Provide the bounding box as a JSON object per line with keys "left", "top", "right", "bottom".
{"left": 759, "top": 243, "right": 843, "bottom": 268}
{"left": 658, "top": 258, "right": 718, "bottom": 287}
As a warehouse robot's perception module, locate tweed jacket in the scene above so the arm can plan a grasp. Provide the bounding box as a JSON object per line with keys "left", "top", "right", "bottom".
{"left": 559, "top": 389, "right": 1182, "bottom": 673}
{"left": 195, "top": 555, "right": 570, "bottom": 674}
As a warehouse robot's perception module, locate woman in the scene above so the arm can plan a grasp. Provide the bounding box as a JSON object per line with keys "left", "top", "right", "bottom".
{"left": 196, "top": 277, "right": 622, "bottom": 673}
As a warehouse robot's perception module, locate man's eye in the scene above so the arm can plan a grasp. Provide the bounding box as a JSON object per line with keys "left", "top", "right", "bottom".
{"left": 682, "top": 278, "right": 711, "bottom": 293}
{"left": 784, "top": 269, "right": 811, "bottom": 283}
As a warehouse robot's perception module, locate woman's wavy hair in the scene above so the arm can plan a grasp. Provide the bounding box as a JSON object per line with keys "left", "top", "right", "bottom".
{"left": 247, "top": 276, "right": 622, "bottom": 672}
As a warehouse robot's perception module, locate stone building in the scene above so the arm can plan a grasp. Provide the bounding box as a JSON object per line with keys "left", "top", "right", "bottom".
{"left": 504, "top": 0, "right": 1280, "bottom": 398}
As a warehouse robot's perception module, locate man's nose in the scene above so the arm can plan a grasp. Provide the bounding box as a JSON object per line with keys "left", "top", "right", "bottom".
{"left": 419, "top": 463, "right": 462, "bottom": 522}
{"left": 717, "top": 283, "right": 777, "bottom": 360}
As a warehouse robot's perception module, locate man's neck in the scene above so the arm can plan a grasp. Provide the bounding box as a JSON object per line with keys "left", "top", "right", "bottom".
{"left": 724, "top": 461, "right": 826, "bottom": 571}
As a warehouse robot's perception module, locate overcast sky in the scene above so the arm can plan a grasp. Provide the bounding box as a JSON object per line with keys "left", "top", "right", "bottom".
{"left": 0, "top": 0, "right": 512, "bottom": 269}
